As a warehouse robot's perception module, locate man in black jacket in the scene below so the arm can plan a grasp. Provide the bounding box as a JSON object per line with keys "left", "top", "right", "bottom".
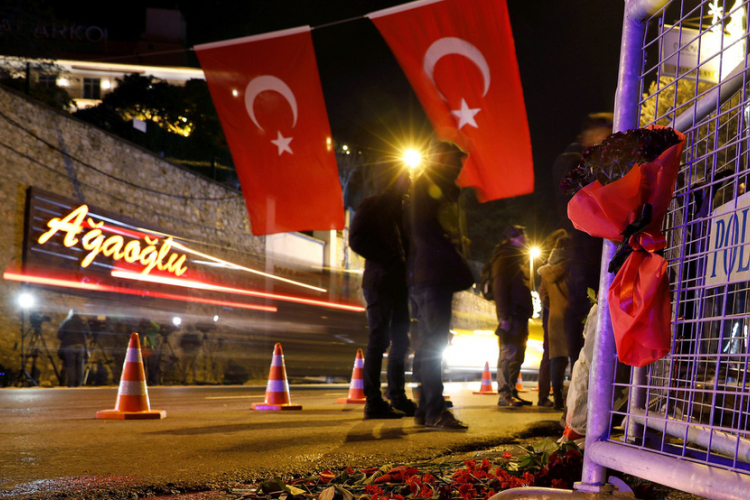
{"left": 406, "top": 141, "right": 474, "bottom": 430}
{"left": 492, "top": 225, "right": 534, "bottom": 407}
{"left": 349, "top": 170, "right": 416, "bottom": 419}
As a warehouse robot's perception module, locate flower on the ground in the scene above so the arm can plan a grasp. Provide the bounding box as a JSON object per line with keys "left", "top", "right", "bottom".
{"left": 245, "top": 440, "right": 585, "bottom": 500}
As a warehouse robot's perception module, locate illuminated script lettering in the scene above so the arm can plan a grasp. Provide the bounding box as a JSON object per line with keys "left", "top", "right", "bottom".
{"left": 38, "top": 205, "right": 187, "bottom": 277}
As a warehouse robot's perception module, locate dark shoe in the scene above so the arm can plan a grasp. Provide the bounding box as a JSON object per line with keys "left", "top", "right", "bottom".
{"left": 364, "top": 401, "right": 405, "bottom": 419}
{"left": 445, "top": 399, "right": 454, "bottom": 408}
{"left": 498, "top": 396, "right": 524, "bottom": 407}
{"left": 425, "top": 410, "right": 468, "bottom": 430}
{"left": 391, "top": 398, "right": 418, "bottom": 417}
{"left": 538, "top": 398, "right": 554, "bottom": 408}
{"left": 512, "top": 392, "right": 533, "bottom": 406}
{"left": 414, "top": 410, "right": 425, "bottom": 426}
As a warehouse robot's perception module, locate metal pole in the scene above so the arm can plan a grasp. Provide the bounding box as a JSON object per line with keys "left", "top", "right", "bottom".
{"left": 586, "top": 440, "right": 749, "bottom": 500}
{"left": 576, "top": 0, "right": 670, "bottom": 491}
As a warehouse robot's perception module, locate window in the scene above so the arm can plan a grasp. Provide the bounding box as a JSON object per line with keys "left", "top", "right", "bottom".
{"left": 38, "top": 74, "right": 57, "bottom": 88}
{"left": 83, "top": 78, "right": 101, "bottom": 100}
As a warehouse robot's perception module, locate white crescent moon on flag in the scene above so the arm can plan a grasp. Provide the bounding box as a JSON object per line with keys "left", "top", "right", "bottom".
{"left": 423, "top": 37, "right": 490, "bottom": 98}
{"left": 245, "top": 75, "right": 298, "bottom": 132}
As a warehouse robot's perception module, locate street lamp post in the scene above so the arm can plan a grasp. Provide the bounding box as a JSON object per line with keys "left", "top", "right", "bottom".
{"left": 529, "top": 246, "right": 541, "bottom": 292}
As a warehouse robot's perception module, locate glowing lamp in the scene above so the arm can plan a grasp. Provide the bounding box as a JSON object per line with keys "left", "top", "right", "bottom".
{"left": 403, "top": 149, "right": 421, "bottom": 169}
{"left": 18, "top": 293, "right": 34, "bottom": 309}
{"left": 172, "top": 316, "right": 182, "bottom": 327}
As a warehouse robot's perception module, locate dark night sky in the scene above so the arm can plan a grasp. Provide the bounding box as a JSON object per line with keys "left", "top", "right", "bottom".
{"left": 51, "top": 0, "right": 625, "bottom": 237}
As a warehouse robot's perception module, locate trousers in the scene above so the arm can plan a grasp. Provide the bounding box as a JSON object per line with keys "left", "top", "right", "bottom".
{"left": 409, "top": 284, "right": 454, "bottom": 421}
{"left": 496, "top": 317, "right": 529, "bottom": 397}
{"left": 362, "top": 286, "right": 410, "bottom": 403}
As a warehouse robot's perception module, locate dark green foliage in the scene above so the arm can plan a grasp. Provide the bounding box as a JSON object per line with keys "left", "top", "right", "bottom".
{"left": 73, "top": 73, "right": 237, "bottom": 185}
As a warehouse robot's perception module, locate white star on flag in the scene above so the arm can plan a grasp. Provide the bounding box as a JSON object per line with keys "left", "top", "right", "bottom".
{"left": 271, "top": 131, "right": 293, "bottom": 155}
{"left": 451, "top": 98, "right": 480, "bottom": 129}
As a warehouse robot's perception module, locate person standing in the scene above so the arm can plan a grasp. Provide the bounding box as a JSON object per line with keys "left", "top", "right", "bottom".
{"left": 536, "top": 228, "right": 569, "bottom": 408}
{"left": 492, "top": 225, "right": 534, "bottom": 407}
{"left": 537, "top": 234, "right": 574, "bottom": 410}
{"left": 406, "top": 140, "right": 474, "bottom": 430}
{"left": 57, "top": 310, "right": 89, "bottom": 387}
{"left": 349, "top": 170, "right": 417, "bottom": 419}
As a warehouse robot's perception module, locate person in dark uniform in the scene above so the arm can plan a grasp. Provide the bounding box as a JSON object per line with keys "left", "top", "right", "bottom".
{"left": 405, "top": 140, "right": 474, "bottom": 430}
{"left": 349, "top": 169, "right": 416, "bottom": 419}
{"left": 491, "top": 226, "right": 534, "bottom": 407}
{"left": 57, "top": 309, "right": 89, "bottom": 387}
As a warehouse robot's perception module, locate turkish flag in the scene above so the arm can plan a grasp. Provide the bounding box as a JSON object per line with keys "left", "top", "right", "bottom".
{"left": 195, "top": 27, "right": 344, "bottom": 235}
{"left": 369, "top": 0, "right": 533, "bottom": 202}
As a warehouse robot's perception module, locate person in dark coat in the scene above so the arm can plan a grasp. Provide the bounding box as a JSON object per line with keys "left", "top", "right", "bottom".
{"left": 492, "top": 225, "right": 534, "bottom": 407}
{"left": 406, "top": 140, "right": 474, "bottom": 430}
{"left": 538, "top": 234, "right": 576, "bottom": 410}
{"left": 57, "top": 309, "right": 89, "bottom": 387}
{"left": 349, "top": 170, "right": 416, "bottom": 419}
{"left": 552, "top": 113, "right": 612, "bottom": 309}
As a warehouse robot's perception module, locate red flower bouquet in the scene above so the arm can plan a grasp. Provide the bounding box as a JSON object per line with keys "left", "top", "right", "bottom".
{"left": 564, "top": 127, "right": 685, "bottom": 367}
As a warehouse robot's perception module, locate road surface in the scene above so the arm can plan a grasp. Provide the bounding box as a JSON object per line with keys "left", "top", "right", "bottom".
{"left": 1, "top": 382, "right": 563, "bottom": 499}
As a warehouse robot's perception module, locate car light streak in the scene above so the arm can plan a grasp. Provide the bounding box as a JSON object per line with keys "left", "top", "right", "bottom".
{"left": 2, "top": 271, "right": 277, "bottom": 312}
{"left": 110, "top": 270, "right": 365, "bottom": 312}
{"left": 169, "top": 241, "right": 328, "bottom": 293}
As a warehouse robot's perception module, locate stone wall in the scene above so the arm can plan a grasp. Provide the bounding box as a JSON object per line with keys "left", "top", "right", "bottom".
{"left": 0, "top": 85, "right": 264, "bottom": 386}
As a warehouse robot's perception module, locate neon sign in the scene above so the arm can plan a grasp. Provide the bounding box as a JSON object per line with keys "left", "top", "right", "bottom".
{"left": 38, "top": 205, "right": 188, "bottom": 277}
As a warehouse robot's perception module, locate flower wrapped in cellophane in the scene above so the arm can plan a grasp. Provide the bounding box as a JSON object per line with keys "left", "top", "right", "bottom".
{"left": 564, "top": 127, "right": 685, "bottom": 367}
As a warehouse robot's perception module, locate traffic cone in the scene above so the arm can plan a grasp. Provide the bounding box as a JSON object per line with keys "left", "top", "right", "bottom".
{"left": 252, "top": 343, "right": 302, "bottom": 411}
{"left": 516, "top": 373, "right": 529, "bottom": 393}
{"left": 473, "top": 361, "right": 498, "bottom": 395}
{"left": 337, "top": 349, "right": 366, "bottom": 404}
{"left": 97, "top": 332, "right": 166, "bottom": 420}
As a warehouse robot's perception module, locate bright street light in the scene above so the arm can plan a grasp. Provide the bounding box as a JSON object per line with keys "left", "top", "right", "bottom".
{"left": 402, "top": 149, "right": 421, "bottom": 169}
{"left": 172, "top": 316, "right": 182, "bottom": 327}
{"left": 18, "top": 293, "right": 34, "bottom": 309}
{"left": 529, "top": 246, "right": 541, "bottom": 292}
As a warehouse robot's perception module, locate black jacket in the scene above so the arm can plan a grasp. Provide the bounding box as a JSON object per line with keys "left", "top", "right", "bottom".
{"left": 491, "top": 243, "right": 533, "bottom": 321}
{"left": 57, "top": 314, "right": 89, "bottom": 346}
{"left": 405, "top": 169, "right": 474, "bottom": 291}
{"left": 349, "top": 190, "right": 407, "bottom": 291}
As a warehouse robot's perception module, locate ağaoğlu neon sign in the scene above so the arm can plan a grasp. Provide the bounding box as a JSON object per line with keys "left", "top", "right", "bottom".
{"left": 38, "top": 204, "right": 188, "bottom": 277}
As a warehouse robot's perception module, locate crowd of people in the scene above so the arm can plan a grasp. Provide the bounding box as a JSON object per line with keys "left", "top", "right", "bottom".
{"left": 39, "top": 113, "right": 613, "bottom": 436}
{"left": 349, "top": 113, "right": 613, "bottom": 433}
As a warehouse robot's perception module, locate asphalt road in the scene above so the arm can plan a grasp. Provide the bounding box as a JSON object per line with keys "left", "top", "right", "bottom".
{"left": 1, "top": 383, "right": 563, "bottom": 499}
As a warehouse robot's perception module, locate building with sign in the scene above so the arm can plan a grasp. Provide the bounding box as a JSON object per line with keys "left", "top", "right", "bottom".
{"left": 0, "top": 8, "right": 199, "bottom": 109}
{"left": 0, "top": 7, "right": 499, "bottom": 389}
{"left": 0, "top": 82, "right": 371, "bottom": 388}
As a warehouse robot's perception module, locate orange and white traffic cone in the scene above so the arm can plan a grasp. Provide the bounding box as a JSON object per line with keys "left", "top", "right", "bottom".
{"left": 97, "top": 332, "right": 166, "bottom": 420}
{"left": 473, "top": 361, "right": 498, "bottom": 395}
{"left": 337, "top": 349, "right": 366, "bottom": 404}
{"left": 516, "top": 373, "right": 529, "bottom": 393}
{"left": 252, "top": 343, "right": 302, "bottom": 411}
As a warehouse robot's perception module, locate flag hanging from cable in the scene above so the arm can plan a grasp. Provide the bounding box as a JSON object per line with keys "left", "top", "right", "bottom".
{"left": 195, "top": 27, "right": 344, "bottom": 235}
{"left": 369, "top": 0, "right": 534, "bottom": 202}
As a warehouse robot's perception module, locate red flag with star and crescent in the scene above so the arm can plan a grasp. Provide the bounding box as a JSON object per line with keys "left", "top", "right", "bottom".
{"left": 195, "top": 27, "right": 344, "bottom": 235}
{"left": 369, "top": 0, "right": 533, "bottom": 202}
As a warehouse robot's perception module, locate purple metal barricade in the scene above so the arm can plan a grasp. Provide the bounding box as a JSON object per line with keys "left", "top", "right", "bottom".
{"left": 579, "top": 1, "right": 750, "bottom": 499}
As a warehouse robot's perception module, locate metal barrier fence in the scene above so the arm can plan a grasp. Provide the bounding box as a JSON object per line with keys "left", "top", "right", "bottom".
{"left": 580, "top": 1, "right": 750, "bottom": 499}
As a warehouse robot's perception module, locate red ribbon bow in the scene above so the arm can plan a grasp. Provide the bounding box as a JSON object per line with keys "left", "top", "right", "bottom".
{"left": 567, "top": 128, "right": 685, "bottom": 367}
